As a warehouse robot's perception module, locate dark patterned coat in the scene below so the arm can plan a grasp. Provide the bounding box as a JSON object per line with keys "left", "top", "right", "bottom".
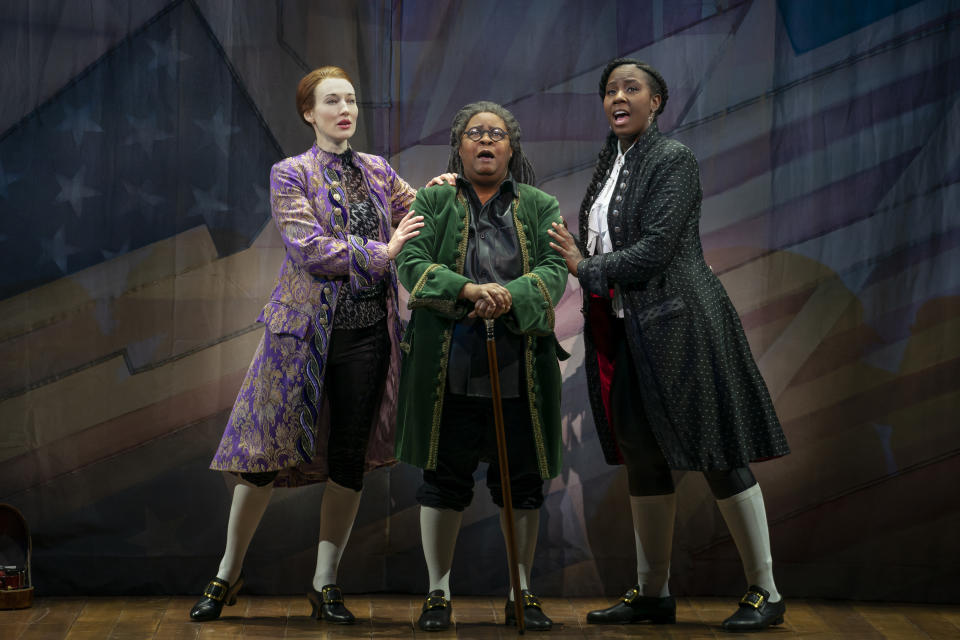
{"left": 577, "top": 124, "right": 789, "bottom": 470}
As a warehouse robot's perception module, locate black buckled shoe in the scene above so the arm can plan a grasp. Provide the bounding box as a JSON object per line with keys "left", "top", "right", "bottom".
{"left": 189, "top": 573, "right": 244, "bottom": 621}
{"left": 307, "top": 584, "right": 356, "bottom": 624}
{"left": 418, "top": 589, "right": 452, "bottom": 631}
{"left": 504, "top": 589, "right": 553, "bottom": 631}
{"left": 721, "top": 585, "right": 785, "bottom": 631}
{"left": 586, "top": 586, "right": 676, "bottom": 624}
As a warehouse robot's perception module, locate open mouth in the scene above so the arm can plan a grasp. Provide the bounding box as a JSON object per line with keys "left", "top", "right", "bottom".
{"left": 612, "top": 109, "right": 630, "bottom": 125}
{"left": 337, "top": 119, "right": 352, "bottom": 127}
{"left": 477, "top": 150, "right": 495, "bottom": 159}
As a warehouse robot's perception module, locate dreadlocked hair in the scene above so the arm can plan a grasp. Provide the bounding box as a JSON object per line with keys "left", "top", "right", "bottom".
{"left": 597, "top": 57, "right": 669, "bottom": 116}
{"left": 447, "top": 101, "right": 537, "bottom": 185}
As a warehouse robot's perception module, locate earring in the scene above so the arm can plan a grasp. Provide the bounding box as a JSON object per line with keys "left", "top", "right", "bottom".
{"left": 647, "top": 112, "right": 655, "bottom": 125}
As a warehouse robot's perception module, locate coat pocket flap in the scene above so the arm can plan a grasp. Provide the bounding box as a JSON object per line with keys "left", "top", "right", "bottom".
{"left": 635, "top": 296, "right": 686, "bottom": 328}
{"left": 257, "top": 302, "right": 312, "bottom": 338}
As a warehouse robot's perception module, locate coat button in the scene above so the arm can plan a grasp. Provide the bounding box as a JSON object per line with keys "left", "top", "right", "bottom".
{"left": 619, "top": 182, "right": 626, "bottom": 190}
{"left": 612, "top": 210, "right": 619, "bottom": 216}
{"left": 614, "top": 226, "right": 621, "bottom": 233}
{"left": 333, "top": 192, "right": 342, "bottom": 202}
{"left": 616, "top": 240, "right": 623, "bottom": 246}
{"left": 623, "top": 169, "right": 630, "bottom": 175}
{"left": 615, "top": 195, "right": 622, "bottom": 202}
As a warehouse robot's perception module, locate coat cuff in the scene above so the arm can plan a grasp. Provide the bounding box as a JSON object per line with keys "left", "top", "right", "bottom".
{"left": 523, "top": 272, "right": 556, "bottom": 332}
{"left": 347, "top": 234, "right": 389, "bottom": 295}
{"left": 578, "top": 254, "right": 608, "bottom": 297}
{"left": 407, "top": 263, "right": 469, "bottom": 318}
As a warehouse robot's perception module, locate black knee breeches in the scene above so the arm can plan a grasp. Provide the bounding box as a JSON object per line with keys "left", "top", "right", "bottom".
{"left": 324, "top": 319, "right": 390, "bottom": 491}
{"left": 416, "top": 392, "right": 544, "bottom": 512}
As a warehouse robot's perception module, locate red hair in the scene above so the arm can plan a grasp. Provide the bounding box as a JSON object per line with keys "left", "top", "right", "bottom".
{"left": 296, "top": 66, "right": 353, "bottom": 126}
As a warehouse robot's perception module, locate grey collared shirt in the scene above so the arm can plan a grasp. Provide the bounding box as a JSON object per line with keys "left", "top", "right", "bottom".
{"left": 447, "top": 176, "right": 524, "bottom": 398}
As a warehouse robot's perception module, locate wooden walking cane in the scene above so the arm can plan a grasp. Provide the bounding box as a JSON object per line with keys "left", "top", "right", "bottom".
{"left": 485, "top": 318, "right": 526, "bottom": 634}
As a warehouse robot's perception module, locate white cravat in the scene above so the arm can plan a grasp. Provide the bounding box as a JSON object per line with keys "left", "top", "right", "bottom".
{"left": 587, "top": 141, "right": 634, "bottom": 317}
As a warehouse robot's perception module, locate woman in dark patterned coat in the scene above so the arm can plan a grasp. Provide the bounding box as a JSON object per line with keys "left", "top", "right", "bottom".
{"left": 548, "top": 58, "right": 790, "bottom": 631}
{"left": 189, "top": 66, "right": 430, "bottom": 624}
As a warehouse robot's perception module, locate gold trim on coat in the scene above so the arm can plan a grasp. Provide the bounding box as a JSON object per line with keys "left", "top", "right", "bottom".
{"left": 425, "top": 193, "right": 473, "bottom": 469}
{"left": 511, "top": 195, "right": 550, "bottom": 479}
{"left": 523, "top": 272, "right": 555, "bottom": 331}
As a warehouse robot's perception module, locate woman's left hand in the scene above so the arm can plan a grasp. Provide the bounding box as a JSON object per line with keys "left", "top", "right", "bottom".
{"left": 547, "top": 221, "right": 584, "bottom": 276}
{"left": 387, "top": 210, "right": 425, "bottom": 259}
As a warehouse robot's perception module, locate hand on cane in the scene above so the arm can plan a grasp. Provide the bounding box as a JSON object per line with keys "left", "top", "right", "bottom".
{"left": 460, "top": 282, "right": 512, "bottom": 319}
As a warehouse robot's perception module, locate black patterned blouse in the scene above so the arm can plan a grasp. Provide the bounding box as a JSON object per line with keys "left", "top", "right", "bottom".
{"left": 333, "top": 152, "right": 387, "bottom": 329}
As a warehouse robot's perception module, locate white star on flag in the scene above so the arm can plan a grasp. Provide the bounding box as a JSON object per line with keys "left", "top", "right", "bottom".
{"left": 194, "top": 107, "right": 241, "bottom": 154}
{"left": 189, "top": 185, "right": 230, "bottom": 227}
{"left": 55, "top": 167, "right": 99, "bottom": 217}
{"left": 42, "top": 227, "right": 81, "bottom": 273}
{"left": 147, "top": 32, "right": 190, "bottom": 79}
{"left": 124, "top": 114, "right": 173, "bottom": 154}
{"left": 0, "top": 160, "right": 24, "bottom": 199}
{"left": 124, "top": 181, "right": 165, "bottom": 207}
{"left": 57, "top": 104, "right": 104, "bottom": 146}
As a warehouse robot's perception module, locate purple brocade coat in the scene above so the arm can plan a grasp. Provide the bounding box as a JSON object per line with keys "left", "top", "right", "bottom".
{"left": 210, "top": 144, "right": 415, "bottom": 487}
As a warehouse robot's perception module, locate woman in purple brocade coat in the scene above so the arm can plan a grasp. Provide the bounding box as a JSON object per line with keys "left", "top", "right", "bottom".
{"left": 189, "top": 66, "right": 430, "bottom": 624}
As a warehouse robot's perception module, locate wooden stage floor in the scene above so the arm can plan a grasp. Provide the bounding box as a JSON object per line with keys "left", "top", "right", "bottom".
{"left": 2, "top": 595, "right": 959, "bottom": 639}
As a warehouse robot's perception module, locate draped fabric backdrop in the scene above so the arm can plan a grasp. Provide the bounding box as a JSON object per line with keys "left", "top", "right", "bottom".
{"left": 1, "top": 0, "right": 957, "bottom": 602}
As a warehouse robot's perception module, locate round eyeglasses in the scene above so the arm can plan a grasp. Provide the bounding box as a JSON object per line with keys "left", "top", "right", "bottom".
{"left": 463, "top": 126, "right": 508, "bottom": 142}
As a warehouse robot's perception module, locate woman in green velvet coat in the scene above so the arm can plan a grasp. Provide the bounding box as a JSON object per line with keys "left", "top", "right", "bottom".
{"left": 395, "top": 101, "right": 568, "bottom": 632}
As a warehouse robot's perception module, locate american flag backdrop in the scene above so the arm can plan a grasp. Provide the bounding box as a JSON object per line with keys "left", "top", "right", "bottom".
{"left": 0, "top": 0, "right": 957, "bottom": 601}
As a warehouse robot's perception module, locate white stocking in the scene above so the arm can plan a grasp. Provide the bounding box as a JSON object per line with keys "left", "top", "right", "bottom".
{"left": 717, "top": 483, "right": 781, "bottom": 602}
{"left": 312, "top": 479, "right": 363, "bottom": 590}
{"left": 630, "top": 493, "right": 676, "bottom": 598}
{"left": 500, "top": 508, "right": 540, "bottom": 599}
{"left": 217, "top": 480, "right": 274, "bottom": 584}
{"left": 420, "top": 506, "right": 463, "bottom": 598}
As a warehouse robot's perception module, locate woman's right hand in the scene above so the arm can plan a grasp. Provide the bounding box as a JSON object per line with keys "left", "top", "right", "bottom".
{"left": 387, "top": 210, "right": 425, "bottom": 259}
{"left": 425, "top": 173, "right": 458, "bottom": 187}
{"left": 547, "top": 221, "right": 584, "bottom": 276}
{"left": 460, "top": 282, "right": 512, "bottom": 318}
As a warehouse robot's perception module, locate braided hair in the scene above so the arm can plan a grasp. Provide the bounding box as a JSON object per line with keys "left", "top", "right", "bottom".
{"left": 578, "top": 59, "right": 669, "bottom": 241}
{"left": 446, "top": 101, "right": 537, "bottom": 186}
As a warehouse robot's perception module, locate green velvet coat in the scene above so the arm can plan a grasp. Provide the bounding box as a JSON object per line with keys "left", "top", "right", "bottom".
{"left": 395, "top": 183, "right": 569, "bottom": 479}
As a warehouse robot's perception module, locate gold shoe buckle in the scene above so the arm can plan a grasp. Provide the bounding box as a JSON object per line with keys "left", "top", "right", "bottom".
{"left": 521, "top": 593, "right": 542, "bottom": 609}
{"left": 321, "top": 586, "right": 344, "bottom": 604}
{"left": 202, "top": 579, "right": 229, "bottom": 602}
{"left": 740, "top": 591, "right": 765, "bottom": 609}
{"left": 622, "top": 587, "right": 641, "bottom": 604}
